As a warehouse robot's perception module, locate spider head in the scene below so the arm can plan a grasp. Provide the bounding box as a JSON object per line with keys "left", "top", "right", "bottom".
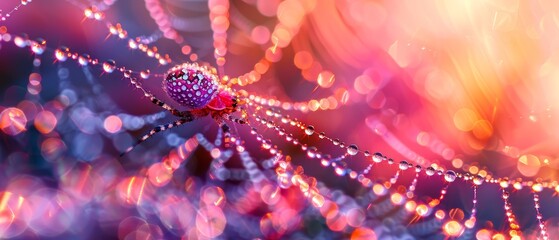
{"left": 163, "top": 63, "right": 219, "bottom": 109}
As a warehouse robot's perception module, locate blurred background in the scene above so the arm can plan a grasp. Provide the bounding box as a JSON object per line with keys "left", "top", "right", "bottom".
{"left": 1, "top": 0, "right": 559, "bottom": 239}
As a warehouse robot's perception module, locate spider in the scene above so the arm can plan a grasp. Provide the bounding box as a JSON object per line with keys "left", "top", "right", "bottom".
{"left": 121, "top": 62, "right": 247, "bottom": 156}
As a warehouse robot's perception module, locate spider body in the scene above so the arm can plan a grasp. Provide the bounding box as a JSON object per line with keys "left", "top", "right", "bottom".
{"left": 122, "top": 62, "right": 244, "bottom": 155}
{"left": 164, "top": 63, "right": 220, "bottom": 109}
{"left": 163, "top": 63, "right": 241, "bottom": 120}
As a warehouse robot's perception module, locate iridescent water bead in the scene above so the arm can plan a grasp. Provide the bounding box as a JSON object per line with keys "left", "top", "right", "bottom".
{"left": 304, "top": 125, "right": 315, "bottom": 136}
{"left": 499, "top": 178, "right": 510, "bottom": 188}
{"left": 55, "top": 46, "right": 69, "bottom": 61}
{"left": 140, "top": 69, "right": 150, "bottom": 79}
{"left": 30, "top": 38, "right": 46, "bottom": 54}
{"left": 425, "top": 166, "right": 436, "bottom": 176}
{"left": 102, "top": 59, "right": 116, "bottom": 73}
{"left": 78, "top": 54, "right": 90, "bottom": 66}
{"left": 306, "top": 146, "right": 318, "bottom": 158}
{"left": 398, "top": 160, "right": 410, "bottom": 170}
{"left": 444, "top": 170, "right": 457, "bottom": 182}
{"left": 372, "top": 152, "right": 383, "bottom": 163}
{"left": 346, "top": 144, "right": 359, "bottom": 156}
{"left": 473, "top": 175, "right": 484, "bottom": 185}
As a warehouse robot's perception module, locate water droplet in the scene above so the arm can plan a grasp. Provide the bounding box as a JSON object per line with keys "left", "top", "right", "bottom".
{"left": 84, "top": 6, "right": 95, "bottom": 19}
{"left": 387, "top": 158, "right": 394, "bottom": 164}
{"left": 265, "top": 109, "right": 273, "bottom": 116}
{"left": 335, "top": 162, "right": 347, "bottom": 176}
{"left": 78, "top": 54, "right": 90, "bottom": 66}
{"left": 123, "top": 70, "right": 132, "bottom": 78}
{"left": 415, "top": 165, "right": 422, "bottom": 173}
{"left": 399, "top": 161, "right": 409, "bottom": 170}
{"left": 21, "top": 0, "right": 30, "bottom": 6}
{"left": 473, "top": 175, "right": 484, "bottom": 185}
{"left": 30, "top": 38, "right": 46, "bottom": 54}
{"left": 532, "top": 183, "right": 543, "bottom": 192}
{"left": 306, "top": 146, "right": 318, "bottom": 158}
{"left": 266, "top": 120, "right": 274, "bottom": 128}
{"left": 128, "top": 39, "right": 138, "bottom": 49}
{"left": 94, "top": 12, "right": 104, "bottom": 21}
{"left": 286, "top": 134, "right": 293, "bottom": 142}
{"left": 444, "top": 170, "right": 457, "bottom": 182}
{"left": 55, "top": 46, "right": 69, "bottom": 61}
{"left": 347, "top": 144, "right": 359, "bottom": 156}
{"left": 140, "top": 70, "right": 150, "bottom": 79}
{"left": 499, "top": 178, "right": 509, "bottom": 188}
{"left": 262, "top": 139, "right": 272, "bottom": 149}
{"left": 332, "top": 138, "right": 340, "bottom": 145}
{"left": 372, "top": 152, "right": 383, "bottom": 163}
{"left": 425, "top": 167, "right": 436, "bottom": 176}
{"left": 502, "top": 192, "right": 509, "bottom": 199}
{"left": 363, "top": 151, "right": 371, "bottom": 157}
{"left": 318, "top": 132, "right": 325, "bottom": 139}
{"left": 305, "top": 125, "right": 315, "bottom": 136}
{"left": 102, "top": 59, "right": 116, "bottom": 73}
{"left": 14, "top": 34, "right": 29, "bottom": 48}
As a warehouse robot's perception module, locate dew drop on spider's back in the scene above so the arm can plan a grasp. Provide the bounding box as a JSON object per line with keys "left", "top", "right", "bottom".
{"left": 164, "top": 63, "right": 219, "bottom": 109}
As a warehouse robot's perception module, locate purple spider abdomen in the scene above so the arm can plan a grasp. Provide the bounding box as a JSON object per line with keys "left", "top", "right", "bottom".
{"left": 164, "top": 63, "right": 219, "bottom": 109}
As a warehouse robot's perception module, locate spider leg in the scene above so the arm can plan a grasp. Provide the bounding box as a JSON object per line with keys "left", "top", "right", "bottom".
{"left": 128, "top": 76, "right": 183, "bottom": 117}
{"left": 121, "top": 116, "right": 195, "bottom": 156}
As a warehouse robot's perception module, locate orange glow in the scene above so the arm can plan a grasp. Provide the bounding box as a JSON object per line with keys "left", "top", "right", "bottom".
{"left": 390, "top": 193, "right": 404, "bottom": 205}
{"left": 517, "top": 154, "right": 541, "bottom": 177}
{"left": 476, "top": 229, "right": 492, "bottom": 240}
{"left": 103, "top": 115, "right": 122, "bottom": 133}
{"left": 326, "top": 212, "right": 347, "bottom": 232}
{"left": 117, "top": 176, "right": 150, "bottom": 206}
{"left": 443, "top": 220, "right": 464, "bottom": 237}
{"left": 351, "top": 227, "right": 377, "bottom": 240}
{"left": 435, "top": 210, "right": 446, "bottom": 220}
{"left": 0, "top": 108, "right": 27, "bottom": 136}
{"left": 372, "top": 183, "right": 386, "bottom": 196}
{"left": 147, "top": 163, "right": 172, "bottom": 187}
{"left": 453, "top": 108, "right": 478, "bottom": 132}
{"left": 34, "top": 110, "right": 57, "bottom": 134}
{"left": 294, "top": 51, "right": 313, "bottom": 70}
{"left": 311, "top": 194, "right": 325, "bottom": 208}
{"left": 319, "top": 200, "right": 339, "bottom": 219}
{"left": 416, "top": 204, "right": 430, "bottom": 217}
{"left": 492, "top": 233, "right": 506, "bottom": 240}
{"left": 277, "top": 0, "right": 305, "bottom": 29}
{"left": 405, "top": 201, "right": 417, "bottom": 212}
{"left": 317, "top": 71, "right": 335, "bottom": 88}
{"left": 452, "top": 158, "right": 463, "bottom": 169}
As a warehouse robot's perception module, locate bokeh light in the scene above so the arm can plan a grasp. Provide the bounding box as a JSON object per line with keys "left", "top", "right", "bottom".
{"left": 1, "top": 0, "right": 559, "bottom": 239}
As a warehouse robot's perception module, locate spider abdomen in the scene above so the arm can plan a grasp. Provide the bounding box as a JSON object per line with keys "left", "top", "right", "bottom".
{"left": 164, "top": 63, "right": 219, "bottom": 109}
